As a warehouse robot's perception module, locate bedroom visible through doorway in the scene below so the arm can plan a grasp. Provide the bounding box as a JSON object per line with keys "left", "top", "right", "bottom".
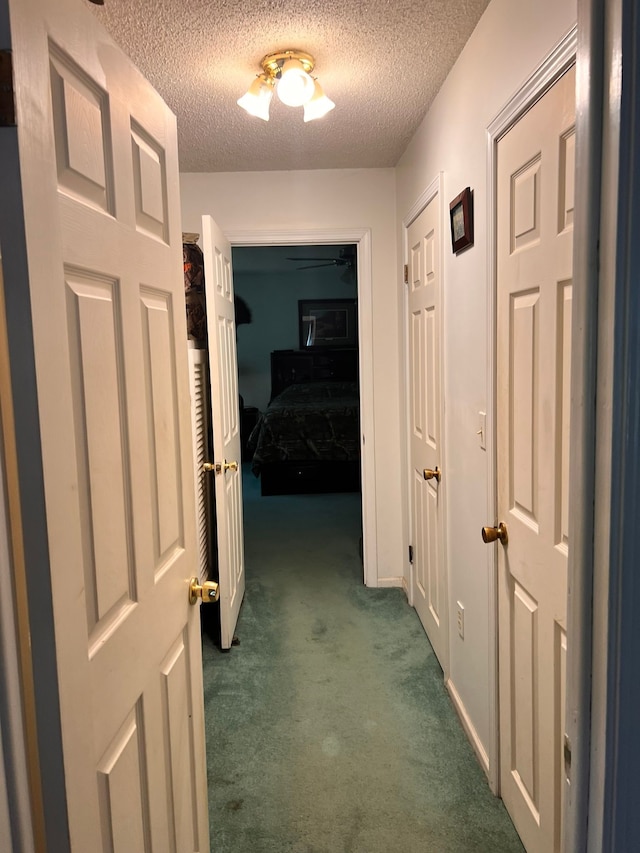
{"left": 198, "top": 242, "right": 365, "bottom": 649}
{"left": 232, "top": 243, "right": 362, "bottom": 572}
{"left": 232, "top": 245, "right": 358, "bottom": 439}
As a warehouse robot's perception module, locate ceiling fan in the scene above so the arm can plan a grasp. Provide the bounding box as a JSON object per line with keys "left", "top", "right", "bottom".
{"left": 287, "top": 246, "right": 356, "bottom": 283}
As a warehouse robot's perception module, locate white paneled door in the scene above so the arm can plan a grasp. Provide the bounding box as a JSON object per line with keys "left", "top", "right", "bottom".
{"left": 407, "top": 192, "right": 448, "bottom": 671}
{"left": 202, "top": 216, "right": 246, "bottom": 650}
{"left": 2, "top": 0, "right": 209, "bottom": 849}
{"left": 495, "top": 66, "right": 575, "bottom": 852}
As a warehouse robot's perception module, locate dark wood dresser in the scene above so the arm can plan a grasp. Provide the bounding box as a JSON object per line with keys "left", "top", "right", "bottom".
{"left": 270, "top": 347, "right": 358, "bottom": 401}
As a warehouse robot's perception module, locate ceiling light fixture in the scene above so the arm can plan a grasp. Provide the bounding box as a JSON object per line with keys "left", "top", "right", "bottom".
{"left": 237, "top": 50, "right": 335, "bottom": 122}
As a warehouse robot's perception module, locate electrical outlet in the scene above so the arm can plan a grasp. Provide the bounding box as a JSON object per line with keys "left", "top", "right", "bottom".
{"left": 457, "top": 602, "right": 465, "bottom": 640}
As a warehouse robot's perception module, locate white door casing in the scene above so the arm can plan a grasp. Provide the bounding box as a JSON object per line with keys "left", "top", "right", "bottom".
{"left": 2, "top": 0, "right": 209, "bottom": 849}
{"left": 202, "top": 215, "right": 246, "bottom": 650}
{"left": 496, "top": 65, "right": 575, "bottom": 853}
{"left": 407, "top": 188, "right": 448, "bottom": 672}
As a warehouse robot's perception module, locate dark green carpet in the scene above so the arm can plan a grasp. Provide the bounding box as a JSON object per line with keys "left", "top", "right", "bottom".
{"left": 202, "top": 468, "right": 524, "bottom": 852}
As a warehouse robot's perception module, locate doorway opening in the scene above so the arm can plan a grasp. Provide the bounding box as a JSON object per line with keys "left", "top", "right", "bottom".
{"left": 233, "top": 243, "right": 360, "bottom": 490}
{"left": 231, "top": 241, "right": 363, "bottom": 626}
{"left": 226, "top": 227, "right": 378, "bottom": 591}
{"left": 193, "top": 232, "right": 374, "bottom": 651}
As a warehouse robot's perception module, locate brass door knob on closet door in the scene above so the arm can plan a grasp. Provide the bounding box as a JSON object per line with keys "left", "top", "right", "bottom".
{"left": 202, "top": 460, "right": 238, "bottom": 474}
{"left": 481, "top": 522, "right": 508, "bottom": 544}
{"left": 189, "top": 578, "right": 219, "bottom": 605}
{"left": 423, "top": 467, "right": 441, "bottom": 482}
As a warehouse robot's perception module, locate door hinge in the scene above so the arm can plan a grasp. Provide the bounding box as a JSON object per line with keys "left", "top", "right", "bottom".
{"left": 0, "top": 51, "right": 16, "bottom": 128}
{"left": 403, "top": 264, "right": 409, "bottom": 284}
{"left": 409, "top": 544, "right": 414, "bottom": 564}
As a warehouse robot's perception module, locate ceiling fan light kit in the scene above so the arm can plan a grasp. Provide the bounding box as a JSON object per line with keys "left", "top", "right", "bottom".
{"left": 237, "top": 49, "right": 335, "bottom": 122}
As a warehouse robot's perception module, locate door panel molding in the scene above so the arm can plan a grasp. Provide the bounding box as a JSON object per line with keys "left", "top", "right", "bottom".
{"left": 225, "top": 227, "right": 377, "bottom": 588}
{"left": 486, "top": 25, "right": 577, "bottom": 799}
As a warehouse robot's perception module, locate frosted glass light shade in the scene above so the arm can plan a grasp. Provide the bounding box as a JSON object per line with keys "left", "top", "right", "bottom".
{"left": 303, "top": 80, "right": 336, "bottom": 122}
{"left": 276, "top": 59, "right": 315, "bottom": 107}
{"left": 237, "top": 75, "right": 273, "bottom": 121}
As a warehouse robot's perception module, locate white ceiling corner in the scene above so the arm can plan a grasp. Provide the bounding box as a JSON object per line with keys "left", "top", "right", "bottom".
{"left": 88, "top": 0, "right": 491, "bottom": 173}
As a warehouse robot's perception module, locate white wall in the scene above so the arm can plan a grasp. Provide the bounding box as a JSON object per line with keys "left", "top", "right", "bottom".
{"left": 396, "top": 0, "right": 576, "bottom": 763}
{"left": 180, "top": 169, "right": 401, "bottom": 583}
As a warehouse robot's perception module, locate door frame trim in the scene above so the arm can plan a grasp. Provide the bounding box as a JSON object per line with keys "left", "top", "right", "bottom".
{"left": 590, "top": 0, "right": 640, "bottom": 845}
{"left": 0, "top": 267, "right": 39, "bottom": 853}
{"left": 486, "top": 24, "right": 578, "bottom": 795}
{"left": 0, "top": 129, "right": 70, "bottom": 852}
{"left": 401, "top": 174, "right": 449, "bottom": 678}
{"left": 225, "top": 227, "right": 377, "bottom": 587}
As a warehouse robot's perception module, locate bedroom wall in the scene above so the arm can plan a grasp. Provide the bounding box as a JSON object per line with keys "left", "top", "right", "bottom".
{"left": 233, "top": 262, "right": 357, "bottom": 412}
{"left": 180, "top": 168, "right": 401, "bottom": 583}
{"left": 395, "top": 0, "right": 576, "bottom": 765}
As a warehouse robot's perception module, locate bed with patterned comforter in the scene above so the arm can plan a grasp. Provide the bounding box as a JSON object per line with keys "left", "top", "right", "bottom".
{"left": 248, "top": 381, "right": 360, "bottom": 494}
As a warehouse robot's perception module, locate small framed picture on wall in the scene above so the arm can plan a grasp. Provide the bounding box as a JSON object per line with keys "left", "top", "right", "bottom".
{"left": 449, "top": 187, "right": 474, "bottom": 254}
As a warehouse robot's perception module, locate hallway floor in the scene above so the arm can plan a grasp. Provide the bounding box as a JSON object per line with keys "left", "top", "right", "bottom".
{"left": 201, "top": 469, "right": 524, "bottom": 852}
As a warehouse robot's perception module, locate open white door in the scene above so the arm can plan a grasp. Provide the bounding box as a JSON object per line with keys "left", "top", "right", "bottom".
{"left": 201, "top": 216, "right": 245, "bottom": 650}
{"left": 1, "top": 0, "right": 209, "bottom": 849}
{"left": 407, "top": 191, "right": 448, "bottom": 672}
{"left": 495, "top": 66, "right": 575, "bottom": 852}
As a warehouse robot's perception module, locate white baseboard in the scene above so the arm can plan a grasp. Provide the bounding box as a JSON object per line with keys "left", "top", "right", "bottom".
{"left": 376, "top": 576, "right": 403, "bottom": 588}
{"left": 402, "top": 576, "right": 409, "bottom": 598}
{"left": 446, "top": 677, "right": 491, "bottom": 782}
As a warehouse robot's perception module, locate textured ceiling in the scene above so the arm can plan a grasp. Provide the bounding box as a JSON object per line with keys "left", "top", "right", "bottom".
{"left": 88, "top": 0, "right": 490, "bottom": 173}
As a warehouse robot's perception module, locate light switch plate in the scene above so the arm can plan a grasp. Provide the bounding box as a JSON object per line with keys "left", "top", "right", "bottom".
{"left": 478, "top": 411, "right": 486, "bottom": 451}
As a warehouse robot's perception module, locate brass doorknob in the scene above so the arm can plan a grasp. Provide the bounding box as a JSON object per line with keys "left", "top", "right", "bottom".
{"left": 482, "top": 522, "right": 508, "bottom": 544}
{"left": 189, "top": 577, "right": 219, "bottom": 605}
{"left": 423, "top": 467, "right": 441, "bottom": 482}
{"left": 203, "top": 460, "right": 238, "bottom": 474}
